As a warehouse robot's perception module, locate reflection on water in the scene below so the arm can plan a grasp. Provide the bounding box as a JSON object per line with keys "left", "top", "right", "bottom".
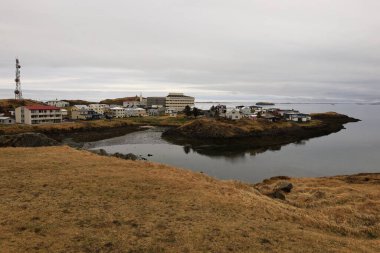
{"left": 86, "top": 104, "right": 380, "bottom": 183}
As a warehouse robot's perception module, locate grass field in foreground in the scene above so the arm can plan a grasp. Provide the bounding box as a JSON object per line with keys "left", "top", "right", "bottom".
{"left": 0, "top": 146, "right": 379, "bottom": 252}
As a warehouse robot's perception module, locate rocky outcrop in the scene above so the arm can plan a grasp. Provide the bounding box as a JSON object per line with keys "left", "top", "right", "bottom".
{"left": 0, "top": 132, "right": 60, "bottom": 147}
{"left": 89, "top": 149, "right": 145, "bottom": 161}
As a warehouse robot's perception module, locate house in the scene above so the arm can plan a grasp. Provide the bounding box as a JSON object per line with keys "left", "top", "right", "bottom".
{"left": 239, "top": 106, "right": 252, "bottom": 116}
{"left": 225, "top": 108, "right": 242, "bottom": 120}
{"left": 110, "top": 107, "right": 125, "bottom": 118}
{"left": 125, "top": 108, "right": 147, "bottom": 117}
{"left": 147, "top": 106, "right": 165, "bottom": 116}
{"left": 284, "top": 113, "right": 311, "bottom": 122}
{"left": 46, "top": 99, "right": 69, "bottom": 108}
{"left": 249, "top": 105, "right": 263, "bottom": 112}
{"left": 0, "top": 116, "right": 15, "bottom": 124}
{"left": 213, "top": 104, "right": 227, "bottom": 117}
{"left": 263, "top": 114, "right": 281, "bottom": 122}
{"left": 71, "top": 108, "right": 91, "bottom": 120}
{"left": 165, "top": 108, "right": 178, "bottom": 117}
{"left": 88, "top": 104, "right": 109, "bottom": 114}
{"left": 165, "top": 93, "right": 195, "bottom": 112}
{"left": 277, "top": 109, "right": 300, "bottom": 117}
{"left": 15, "top": 105, "right": 62, "bottom": 125}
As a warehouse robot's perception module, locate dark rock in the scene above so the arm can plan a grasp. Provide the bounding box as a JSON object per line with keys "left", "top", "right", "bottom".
{"left": 270, "top": 190, "right": 286, "bottom": 200}
{"left": 275, "top": 181, "right": 293, "bottom": 193}
{"left": 89, "top": 149, "right": 108, "bottom": 156}
{"left": 147, "top": 154, "right": 153, "bottom": 157}
{"left": 90, "top": 149, "right": 141, "bottom": 161}
{"left": 124, "top": 153, "right": 138, "bottom": 160}
{"left": 0, "top": 132, "right": 60, "bottom": 147}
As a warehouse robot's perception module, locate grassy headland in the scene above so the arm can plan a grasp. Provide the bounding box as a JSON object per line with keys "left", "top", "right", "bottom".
{"left": 0, "top": 146, "right": 379, "bottom": 252}
{"left": 161, "top": 112, "right": 360, "bottom": 156}
{"left": 164, "top": 112, "right": 358, "bottom": 139}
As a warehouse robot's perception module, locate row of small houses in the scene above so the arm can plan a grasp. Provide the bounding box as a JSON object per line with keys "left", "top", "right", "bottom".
{"left": 71, "top": 104, "right": 178, "bottom": 120}
{"left": 210, "top": 105, "right": 311, "bottom": 122}
{"left": 0, "top": 104, "right": 179, "bottom": 125}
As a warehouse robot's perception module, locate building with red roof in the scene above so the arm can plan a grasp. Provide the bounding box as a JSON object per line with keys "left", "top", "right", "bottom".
{"left": 15, "top": 105, "right": 62, "bottom": 125}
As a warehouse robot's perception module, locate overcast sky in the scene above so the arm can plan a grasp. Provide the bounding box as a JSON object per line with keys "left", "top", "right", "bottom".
{"left": 0, "top": 0, "right": 379, "bottom": 102}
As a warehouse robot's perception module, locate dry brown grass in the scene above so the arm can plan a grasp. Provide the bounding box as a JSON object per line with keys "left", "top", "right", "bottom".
{"left": 176, "top": 118, "right": 324, "bottom": 138}
{"left": 0, "top": 146, "right": 379, "bottom": 252}
{"left": 0, "top": 116, "right": 192, "bottom": 135}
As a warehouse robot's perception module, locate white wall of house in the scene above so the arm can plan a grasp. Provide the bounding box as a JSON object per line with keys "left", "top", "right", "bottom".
{"left": 110, "top": 107, "right": 125, "bottom": 118}
{"left": 225, "top": 109, "right": 242, "bottom": 120}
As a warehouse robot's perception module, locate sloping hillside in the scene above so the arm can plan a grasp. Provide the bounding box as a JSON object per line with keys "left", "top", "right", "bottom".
{"left": 0, "top": 146, "right": 379, "bottom": 252}
{"left": 0, "top": 99, "right": 45, "bottom": 115}
{"left": 100, "top": 96, "right": 141, "bottom": 105}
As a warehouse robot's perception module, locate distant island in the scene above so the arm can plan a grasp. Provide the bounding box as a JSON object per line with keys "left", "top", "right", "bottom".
{"left": 256, "top": 102, "right": 275, "bottom": 106}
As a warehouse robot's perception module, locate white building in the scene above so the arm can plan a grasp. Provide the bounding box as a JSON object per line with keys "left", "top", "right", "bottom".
{"left": 88, "top": 104, "right": 109, "bottom": 114}
{"left": 46, "top": 100, "right": 69, "bottom": 108}
{"left": 110, "top": 107, "right": 125, "bottom": 118}
{"left": 225, "top": 108, "right": 242, "bottom": 120}
{"left": 125, "top": 108, "right": 147, "bottom": 117}
{"left": 285, "top": 113, "right": 311, "bottom": 122}
{"left": 165, "top": 93, "right": 195, "bottom": 112}
{"left": 15, "top": 105, "right": 62, "bottom": 125}
{"left": 239, "top": 107, "right": 252, "bottom": 116}
{"left": 0, "top": 116, "right": 15, "bottom": 124}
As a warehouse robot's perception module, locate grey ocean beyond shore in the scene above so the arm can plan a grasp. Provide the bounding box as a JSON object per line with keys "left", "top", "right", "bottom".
{"left": 85, "top": 103, "right": 380, "bottom": 183}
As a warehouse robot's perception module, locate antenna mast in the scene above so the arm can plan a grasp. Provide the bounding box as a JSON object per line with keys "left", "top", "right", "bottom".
{"left": 14, "top": 58, "right": 23, "bottom": 99}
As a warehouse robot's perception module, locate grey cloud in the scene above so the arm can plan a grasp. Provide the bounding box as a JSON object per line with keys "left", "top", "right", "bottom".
{"left": 0, "top": 0, "right": 379, "bottom": 102}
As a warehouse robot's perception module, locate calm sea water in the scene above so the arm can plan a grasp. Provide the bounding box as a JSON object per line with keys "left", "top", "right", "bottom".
{"left": 87, "top": 103, "right": 380, "bottom": 183}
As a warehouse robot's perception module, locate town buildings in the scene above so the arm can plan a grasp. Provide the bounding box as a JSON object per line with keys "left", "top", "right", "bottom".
{"left": 46, "top": 100, "right": 69, "bottom": 108}
{"left": 123, "top": 95, "right": 147, "bottom": 108}
{"left": 15, "top": 105, "right": 62, "bottom": 125}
